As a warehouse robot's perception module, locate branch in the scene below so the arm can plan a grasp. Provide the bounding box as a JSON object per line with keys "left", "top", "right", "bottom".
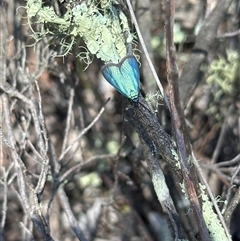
{"left": 58, "top": 186, "right": 88, "bottom": 241}
{"left": 165, "top": 0, "right": 210, "bottom": 240}
{"left": 164, "top": 0, "right": 232, "bottom": 240}
{"left": 134, "top": 118, "right": 185, "bottom": 239}
{"left": 124, "top": 96, "right": 186, "bottom": 239}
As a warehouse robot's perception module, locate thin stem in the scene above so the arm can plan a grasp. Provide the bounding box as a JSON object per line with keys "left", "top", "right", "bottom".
{"left": 58, "top": 186, "right": 88, "bottom": 241}
{"left": 125, "top": 0, "right": 170, "bottom": 110}
{"left": 59, "top": 98, "right": 110, "bottom": 161}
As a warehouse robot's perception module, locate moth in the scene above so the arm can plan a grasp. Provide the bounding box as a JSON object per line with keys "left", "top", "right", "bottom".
{"left": 101, "top": 55, "right": 140, "bottom": 103}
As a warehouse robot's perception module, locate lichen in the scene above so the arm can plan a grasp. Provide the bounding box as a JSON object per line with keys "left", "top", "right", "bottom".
{"left": 25, "top": 0, "right": 136, "bottom": 64}
{"left": 199, "top": 184, "right": 228, "bottom": 241}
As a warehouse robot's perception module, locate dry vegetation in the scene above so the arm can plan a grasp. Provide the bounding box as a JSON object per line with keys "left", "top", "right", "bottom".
{"left": 0, "top": 0, "right": 240, "bottom": 241}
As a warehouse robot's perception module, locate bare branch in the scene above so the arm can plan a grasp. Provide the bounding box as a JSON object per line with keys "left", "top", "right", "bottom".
{"left": 58, "top": 186, "right": 88, "bottom": 241}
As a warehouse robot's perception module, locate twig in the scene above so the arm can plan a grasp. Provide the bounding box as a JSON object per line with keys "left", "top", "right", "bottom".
{"left": 1, "top": 97, "right": 34, "bottom": 192}
{"left": 215, "top": 154, "right": 240, "bottom": 168}
{"left": 61, "top": 84, "right": 74, "bottom": 154}
{"left": 223, "top": 186, "right": 240, "bottom": 229}
{"left": 0, "top": 164, "right": 14, "bottom": 239}
{"left": 35, "top": 79, "right": 49, "bottom": 155}
{"left": 211, "top": 105, "right": 234, "bottom": 164}
{"left": 200, "top": 163, "right": 232, "bottom": 184}
{"left": 59, "top": 98, "right": 110, "bottom": 161}
{"left": 58, "top": 186, "right": 88, "bottom": 241}
{"left": 59, "top": 154, "right": 116, "bottom": 182}
{"left": 218, "top": 29, "right": 240, "bottom": 38}
{"left": 125, "top": 0, "right": 170, "bottom": 110}
{"left": 19, "top": 222, "right": 35, "bottom": 241}
{"left": 1, "top": 94, "right": 53, "bottom": 240}
{"left": 222, "top": 163, "right": 240, "bottom": 227}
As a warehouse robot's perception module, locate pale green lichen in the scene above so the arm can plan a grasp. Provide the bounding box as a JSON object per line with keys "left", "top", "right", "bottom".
{"left": 206, "top": 50, "right": 240, "bottom": 95}
{"left": 26, "top": 0, "right": 42, "bottom": 18}
{"left": 206, "top": 50, "right": 240, "bottom": 121}
{"left": 145, "top": 91, "right": 163, "bottom": 104}
{"left": 171, "top": 149, "right": 181, "bottom": 169}
{"left": 199, "top": 184, "right": 228, "bottom": 241}
{"left": 25, "top": 0, "right": 135, "bottom": 64}
{"left": 179, "top": 181, "right": 187, "bottom": 196}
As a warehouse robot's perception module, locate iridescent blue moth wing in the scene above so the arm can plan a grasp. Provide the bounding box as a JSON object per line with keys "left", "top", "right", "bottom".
{"left": 101, "top": 55, "right": 140, "bottom": 103}
{"left": 120, "top": 55, "right": 140, "bottom": 102}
